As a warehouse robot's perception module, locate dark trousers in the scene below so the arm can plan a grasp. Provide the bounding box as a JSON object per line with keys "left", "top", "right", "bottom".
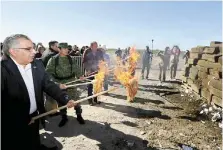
{"left": 104, "top": 75, "right": 109, "bottom": 91}
{"left": 170, "top": 63, "right": 178, "bottom": 79}
{"left": 87, "top": 76, "right": 98, "bottom": 104}
{"left": 185, "top": 58, "right": 188, "bottom": 64}
{"left": 2, "top": 111, "right": 41, "bottom": 150}
{"left": 59, "top": 103, "right": 82, "bottom": 117}
{"left": 28, "top": 112, "right": 41, "bottom": 150}
{"left": 59, "top": 89, "right": 82, "bottom": 117}
{"left": 159, "top": 64, "right": 167, "bottom": 81}
{"left": 141, "top": 63, "right": 151, "bottom": 77}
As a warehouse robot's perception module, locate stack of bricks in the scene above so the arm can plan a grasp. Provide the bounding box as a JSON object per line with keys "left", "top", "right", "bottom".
{"left": 181, "top": 41, "right": 222, "bottom": 107}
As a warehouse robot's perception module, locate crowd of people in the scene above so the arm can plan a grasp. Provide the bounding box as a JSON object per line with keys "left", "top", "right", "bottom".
{"left": 1, "top": 34, "right": 114, "bottom": 150}
{"left": 157, "top": 45, "right": 182, "bottom": 81}
{"left": 1, "top": 33, "right": 185, "bottom": 150}
{"left": 113, "top": 44, "right": 183, "bottom": 82}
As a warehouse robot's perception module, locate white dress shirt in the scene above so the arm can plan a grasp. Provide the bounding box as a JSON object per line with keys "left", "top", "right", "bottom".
{"left": 11, "top": 57, "right": 37, "bottom": 114}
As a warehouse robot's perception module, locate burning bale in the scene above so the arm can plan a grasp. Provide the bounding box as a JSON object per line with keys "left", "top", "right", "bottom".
{"left": 114, "top": 47, "right": 140, "bottom": 102}
{"left": 93, "top": 60, "right": 108, "bottom": 94}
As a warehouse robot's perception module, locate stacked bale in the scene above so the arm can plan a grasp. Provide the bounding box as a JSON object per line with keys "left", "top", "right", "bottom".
{"left": 181, "top": 41, "right": 222, "bottom": 107}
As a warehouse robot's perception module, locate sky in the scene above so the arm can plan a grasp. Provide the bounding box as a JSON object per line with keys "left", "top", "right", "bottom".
{"left": 1, "top": 1, "right": 222, "bottom": 50}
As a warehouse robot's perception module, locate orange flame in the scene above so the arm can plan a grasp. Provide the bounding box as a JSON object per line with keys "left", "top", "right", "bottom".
{"left": 114, "top": 46, "right": 140, "bottom": 102}
{"left": 93, "top": 60, "right": 108, "bottom": 94}
{"left": 128, "top": 47, "right": 140, "bottom": 74}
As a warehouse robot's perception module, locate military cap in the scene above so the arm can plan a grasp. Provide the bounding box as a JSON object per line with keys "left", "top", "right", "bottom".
{"left": 58, "top": 43, "right": 68, "bottom": 48}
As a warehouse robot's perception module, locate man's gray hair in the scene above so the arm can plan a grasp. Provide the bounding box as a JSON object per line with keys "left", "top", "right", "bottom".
{"left": 2, "top": 34, "right": 31, "bottom": 56}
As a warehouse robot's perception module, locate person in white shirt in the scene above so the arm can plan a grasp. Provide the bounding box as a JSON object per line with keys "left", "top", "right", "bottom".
{"left": 1, "top": 34, "right": 77, "bottom": 150}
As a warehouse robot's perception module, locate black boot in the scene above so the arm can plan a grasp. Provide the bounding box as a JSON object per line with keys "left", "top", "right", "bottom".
{"left": 94, "top": 97, "right": 101, "bottom": 104}
{"left": 39, "top": 144, "right": 57, "bottom": 150}
{"left": 58, "top": 115, "right": 68, "bottom": 127}
{"left": 77, "top": 114, "right": 85, "bottom": 124}
{"left": 88, "top": 98, "right": 94, "bottom": 106}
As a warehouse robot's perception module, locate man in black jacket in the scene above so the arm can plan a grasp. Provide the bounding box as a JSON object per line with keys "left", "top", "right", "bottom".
{"left": 83, "top": 41, "right": 104, "bottom": 105}
{"left": 1, "top": 34, "right": 77, "bottom": 150}
{"left": 41, "top": 41, "right": 59, "bottom": 67}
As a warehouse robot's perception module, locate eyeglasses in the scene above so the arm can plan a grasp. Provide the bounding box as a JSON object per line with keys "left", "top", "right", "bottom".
{"left": 12, "top": 47, "right": 36, "bottom": 52}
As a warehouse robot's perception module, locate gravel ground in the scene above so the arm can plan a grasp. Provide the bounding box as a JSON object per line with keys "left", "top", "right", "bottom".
{"left": 40, "top": 56, "right": 222, "bottom": 150}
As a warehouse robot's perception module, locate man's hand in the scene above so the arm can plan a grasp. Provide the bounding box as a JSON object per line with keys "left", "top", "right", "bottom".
{"left": 28, "top": 119, "right": 34, "bottom": 125}
{"left": 86, "top": 71, "right": 91, "bottom": 76}
{"left": 67, "top": 100, "right": 77, "bottom": 108}
{"left": 60, "top": 84, "right": 67, "bottom": 89}
{"left": 80, "top": 76, "right": 85, "bottom": 80}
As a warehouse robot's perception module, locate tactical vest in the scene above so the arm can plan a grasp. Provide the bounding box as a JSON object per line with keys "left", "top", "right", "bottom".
{"left": 54, "top": 54, "right": 73, "bottom": 80}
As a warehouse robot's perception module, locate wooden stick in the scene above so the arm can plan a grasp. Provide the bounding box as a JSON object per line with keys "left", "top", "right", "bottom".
{"left": 64, "top": 56, "right": 130, "bottom": 85}
{"left": 65, "top": 68, "right": 114, "bottom": 85}
{"left": 31, "top": 87, "right": 119, "bottom": 121}
{"left": 65, "top": 74, "right": 95, "bottom": 85}
{"left": 66, "top": 82, "right": 93, "bottom": 88}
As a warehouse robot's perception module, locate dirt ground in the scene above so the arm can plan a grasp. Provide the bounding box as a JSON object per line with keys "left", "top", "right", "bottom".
{"left": 40, "top": 56, "right": 222, "bottom": 150}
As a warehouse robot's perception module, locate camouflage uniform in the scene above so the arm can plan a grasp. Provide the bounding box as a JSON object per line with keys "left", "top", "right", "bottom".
{"left": 46, "top": 43, "right": 84, "bottom": 126}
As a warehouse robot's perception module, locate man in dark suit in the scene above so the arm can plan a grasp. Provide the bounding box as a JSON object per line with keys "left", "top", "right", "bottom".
{"left": 41, "top": 41, "right": 59, "bottom": 67}
{"left": 82, "top": 41, "right": 104, "bottom": 105}
{"left": 1, "top": 34, "right": 77, "bottom": 150}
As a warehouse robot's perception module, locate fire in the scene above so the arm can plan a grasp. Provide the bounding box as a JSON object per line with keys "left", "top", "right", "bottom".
{"left": 114, "top": 47, "right": 140, "bottom": 102}
{"left": 93, "top": 60, "right": 108, "bottom": 94}
{"left": 128, "top": 47, "right": 140, "bottom": 74}
{"left": 92, "top": 47, "right": 140, "bottom": 102}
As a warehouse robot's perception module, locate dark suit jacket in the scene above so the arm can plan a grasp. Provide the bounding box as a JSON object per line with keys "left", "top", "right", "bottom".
{"left": 82, "top": 48, "right": 104, "bottom": 73}
{"left": 1, "top": 57, "right": 69, "bottom": 148}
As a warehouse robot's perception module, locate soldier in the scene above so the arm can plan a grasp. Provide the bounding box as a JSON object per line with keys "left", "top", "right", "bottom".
{"left": 46, "top": 43, "right": 85, "bottom": 127}
{"left": 170, "top": 45, "right": 181, "bottom": 79}
{"left": 83, "top": 41, "right": 104, "bottom": 105}
{"left": 42, "top": 41, "right": 59, "bottom": 67}
{"left": 157, "top": 47, "right": 170, "bottom": 82}
{"left": 141, "top": 46, "right": 153, "bottom": 79}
